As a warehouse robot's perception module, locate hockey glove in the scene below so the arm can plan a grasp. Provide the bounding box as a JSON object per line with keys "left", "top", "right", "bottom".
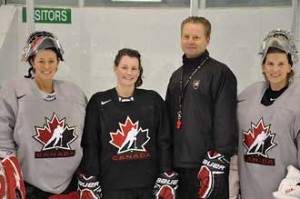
{"left": 154, "top": 171, "right": 179, "bottom": 199}
{"left": 77, "top": 174, "right": 102, "bottom": 199}
{"left": 273, "top": 165, "right": 300, "bottom": 199}
{"left": 0, "top": 155, "right": 26, "bottom": 199}
{"left": 198, "top": 151, "right": 230, "bottom": 199}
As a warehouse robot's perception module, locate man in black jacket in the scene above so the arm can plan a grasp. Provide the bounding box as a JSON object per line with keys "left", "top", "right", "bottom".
{"left": 165, "top": 16, "right": 237, "bottom": 199}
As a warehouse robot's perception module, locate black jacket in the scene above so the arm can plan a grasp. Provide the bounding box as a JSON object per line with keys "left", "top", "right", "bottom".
{"left": 166, "top": 51, "right": 237, "bottom": 168}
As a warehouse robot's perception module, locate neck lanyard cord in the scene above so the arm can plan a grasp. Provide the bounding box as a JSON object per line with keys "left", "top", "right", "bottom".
{"left": 176, "top": 56, "right": 209, "bottom": 130}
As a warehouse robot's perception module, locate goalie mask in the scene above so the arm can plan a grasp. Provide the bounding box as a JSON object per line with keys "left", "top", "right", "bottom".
{"left": 21, "top": 31, "right": 64, "bottom": 62}
{"left": 259, "top": 29, "right": 298, "bottom": 66}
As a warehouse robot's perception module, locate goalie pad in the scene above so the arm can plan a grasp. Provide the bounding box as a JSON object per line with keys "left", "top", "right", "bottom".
{"left": 154, "top": 172, "right": 179, "bottom": 199}
{"left": 273, "top": 165, "right": 300, "bottom": 199}
{"left": 198, "top": 151, "right": 230, "bottom": 199}
{"left": 0, "top": 155, "right": 26, "bottom": 199}
{"left": 77, "top": 174, "right": 102, "bottom": 199}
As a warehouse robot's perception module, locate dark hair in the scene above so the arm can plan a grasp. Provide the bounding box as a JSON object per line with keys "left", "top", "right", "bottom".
{"left": 181, "top": 16, "right": 211, "bottom": 38}
{"left": 114, "top": 48, "right": 143, "bottom": 87}
{"left": 24, "top": 47, "right": 60, "bottom": 79}
{"left": 262, "top": 47, "right": 293, "bottom": 66}
{"left": 262, "top": 47, "right": 294, "bottom": 81}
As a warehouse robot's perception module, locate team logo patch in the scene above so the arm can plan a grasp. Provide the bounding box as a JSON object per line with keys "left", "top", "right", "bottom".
{"left": 109, "top": 116, "right": 151, "bottom": 161}
{"left": 33, "top": 113, "right": 77, "bottom": 158}
{"left": 193, "top": 80, "right": 200, "bottom": 89}
{"left": 242, "top": 118, "right": 277, "bottom": 165}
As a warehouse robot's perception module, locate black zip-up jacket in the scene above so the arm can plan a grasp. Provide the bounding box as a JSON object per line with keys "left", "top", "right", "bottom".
{"left": 165, "top": 50, "right": 237, "bottom": 168}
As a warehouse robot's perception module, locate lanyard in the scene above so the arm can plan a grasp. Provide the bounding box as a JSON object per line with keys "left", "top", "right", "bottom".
{"left": 176, "top": 56, "right": 209, "bottom": 129}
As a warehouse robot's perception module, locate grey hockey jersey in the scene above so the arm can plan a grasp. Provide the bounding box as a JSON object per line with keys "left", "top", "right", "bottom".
{"left": 238, "top": 81, "right": 300, "bottom": 199}
{"left": 0, "top": 78, "right": 86, "bottom": 194}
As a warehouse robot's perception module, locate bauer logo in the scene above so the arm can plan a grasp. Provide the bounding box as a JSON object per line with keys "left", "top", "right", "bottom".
{"left": 157, "top": 178, "right": 178, "bottom": 185}
{"left": 22, "top": 7, "right": 71, "bottom": 24}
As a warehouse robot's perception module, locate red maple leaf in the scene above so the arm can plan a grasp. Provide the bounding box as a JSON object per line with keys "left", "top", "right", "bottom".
{"left": 34, "top": 114, "right": 65, "bottom": 144}
{"left": 110, "top": 117, "right": 138, "bottom": 148}
{"left": 243, "top": 118, "right": 270, "bottom": 148}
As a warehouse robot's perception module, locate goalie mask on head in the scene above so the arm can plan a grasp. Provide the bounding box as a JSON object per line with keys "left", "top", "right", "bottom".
{"left": 259, "top": 29, "right": 298, "bottom": 66}
{"left": 21, "top": 31, "right": 64, "bottom": 62}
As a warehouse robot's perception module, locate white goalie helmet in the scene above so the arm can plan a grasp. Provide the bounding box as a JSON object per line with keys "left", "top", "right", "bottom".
{"left": 259, "top": 29, "right": 298, "bottom": 66}
{"left": 21, "top": 31, "right": 64, "bottom": 62}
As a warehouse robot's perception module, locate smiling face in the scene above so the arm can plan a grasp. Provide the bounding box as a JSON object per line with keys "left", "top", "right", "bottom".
{"left": 263, "top": 52, "right": 292, "bottom": 91}
{"left": 31, "top": 49, "right": 59, "bottom": 83}
{"left": 114, "top": 55, "right": 140, "bottom": 90}
{"left": 181, "top": 22, "right": 210, "bottom": 58}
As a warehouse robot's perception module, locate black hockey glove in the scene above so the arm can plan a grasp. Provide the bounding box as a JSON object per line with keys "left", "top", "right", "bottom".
{"left": 198, "top": 151, "right": 230, "bottom": 199}
{"left": 153, "top": 171, "right": 179, "bottom": 199}
{"left": 77, "top": 173, "right": 102, "bottom": 199}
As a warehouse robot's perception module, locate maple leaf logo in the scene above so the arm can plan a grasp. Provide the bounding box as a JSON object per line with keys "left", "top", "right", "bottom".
{"left": 110, "top": 116, "right": 150, "bottom": 154}
{"left": 33, "top": 113, "right": 77, "bottom": 151}
{"left": 243, "top": 118, "right": 277, "bottom": 157}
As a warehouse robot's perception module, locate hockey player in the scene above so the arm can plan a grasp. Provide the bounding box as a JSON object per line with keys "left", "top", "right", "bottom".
{"left": 78, "top": 48, "right": 178, "bottom": 199}
{"left": 165, "top": 16, "right": 237, "bottom": 199}
{"left": 238, "top": 29, "right": 300, "bottom": 198}
{"left": 0, "top": 31, "right": 87, "bottom": 198}
{"left": 45, "top": 124, "right": 64, "bottom": 148}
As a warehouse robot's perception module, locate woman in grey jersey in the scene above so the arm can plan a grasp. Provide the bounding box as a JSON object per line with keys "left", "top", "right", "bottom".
{"left": 0, "top": 31, "right": 86, "bottom": 198}
{"left": 238, "top": 29, "right": 300, "bottom": 199}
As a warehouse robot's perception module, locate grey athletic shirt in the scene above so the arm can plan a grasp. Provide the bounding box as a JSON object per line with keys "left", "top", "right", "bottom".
{"left": 238, "top": 81, "right": 300, "bottom": 199}
{"left": 0, "top": 78, "right": 86, "bottom": 194}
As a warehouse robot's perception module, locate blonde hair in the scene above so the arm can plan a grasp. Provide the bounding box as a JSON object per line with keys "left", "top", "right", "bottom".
{"left": 181, "top": 16, "right": 211, "bottom": 37}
